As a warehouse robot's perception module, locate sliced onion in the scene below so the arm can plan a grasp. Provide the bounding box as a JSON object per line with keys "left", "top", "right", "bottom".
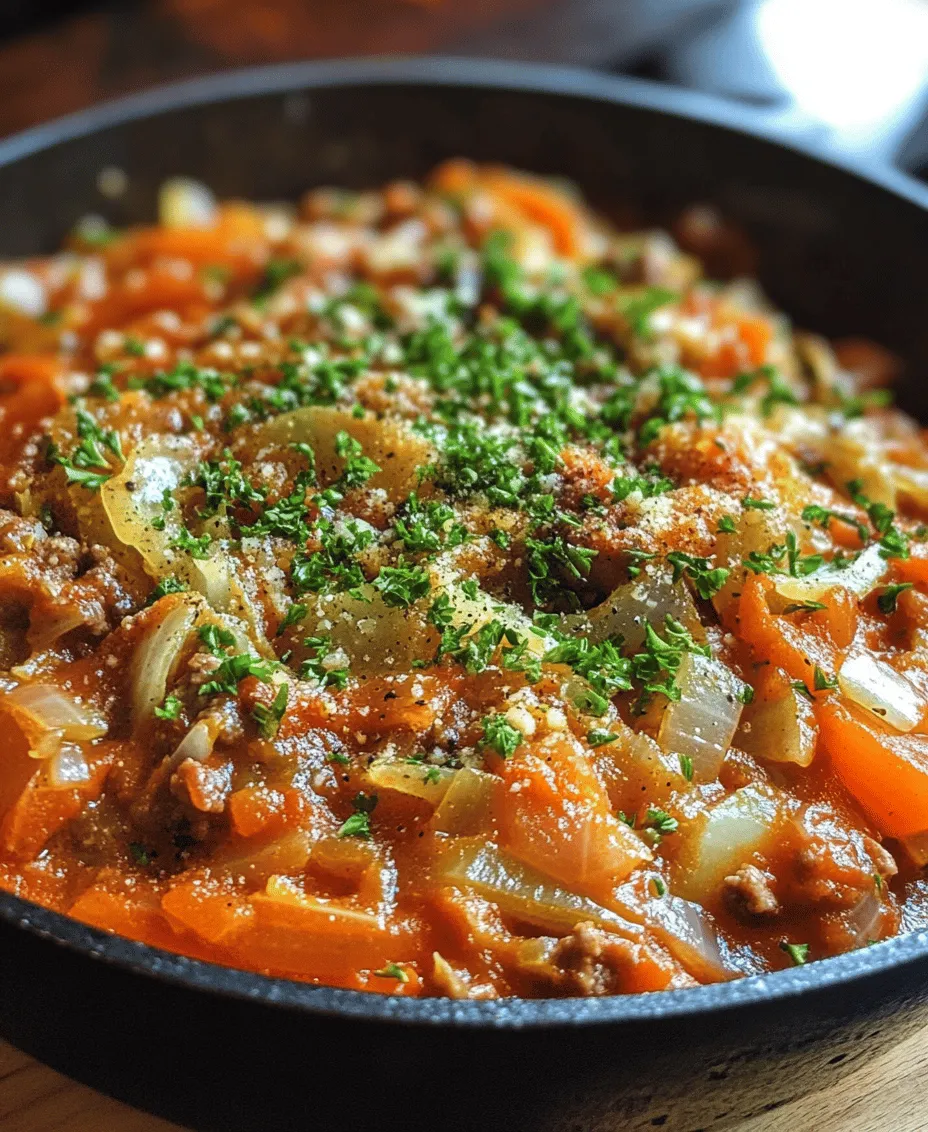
{"left": 563, "top": 566, "right": 703, "bottom": 651}
{"left": 431, "top": 767, "right": 498, "bottom": 835}
{"left": 657, "top": 653, "right": 746, "bottom": 782}
{"left": 259, "top": 875, "right": 385, "bottom": 931}
{"left": 3, "top": 682, "right": 107, "bottom": 758}
{"left": 824, "top": 422, "right": 896, "bottom": 509}
{"left": 838, "top": 653, "right": 923, "bottom": 733}
{"left": 165, "top": 718, "right": 217, "bottom": 771}
{"left": 846, "top": 889, "right": 883, "bottom": 946}
{"left": 47, "top": 743, "right": 91, "bottom": 788}
{"left": 250, "top": 405, "right": 434, "bottom": 505}
{"left": 892, "top": 464, "right": 928, "bottom": 512}
{"left": 772, "top": 543, "right": 887, "bottom": 606}
{"left": 738, "top": 683, "right": 816, "bottom": 767}
{"left": 647, "top": 892, "right": 733, "bottom": 982}
{"left": 436, "top": 839, "right": 643, "bottom": 940}
{"left": 27, "top": 608, "right": 88, "bottom": 651}
{"left": 101, "top": 434, "right": 196, "bottom": 578}
{"left": 131, "top": 595, "right": 198, "bottom": 731}
{"left": 158, "top": 177, "right": 217, "bottom": 228}
{"left": 713, "top": 508, "right": 782, "bottom": 609}
{"left": 101, "top": 436, "right": 250, "bottom": 628}
{"left": 676, "top": 785, "right": 783, "bottom": 903}
{"left": 298, "top": 585, "right": 436, "bottom": 677}
{"left": 366, "top": 758, "right": 454, "bottom": 805}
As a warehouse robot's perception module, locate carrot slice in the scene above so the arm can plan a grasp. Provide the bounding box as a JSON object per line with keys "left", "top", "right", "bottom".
{"left": 162, "top": 882, "right": 255, "bottom": 945}
{"left": 737, "top": 575, "right": 844, "bottom": 685}
{"left": 483, "top": 169, "right": 583, "bottom": 257}
{"left": 816, "top": 697, "right": 928, "bottom": 837}
{"left": 495, "top": 737, "right": 649, "bottom": 898}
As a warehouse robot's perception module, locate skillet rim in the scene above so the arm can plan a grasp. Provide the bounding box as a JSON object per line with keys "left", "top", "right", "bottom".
{"left": 1, "top": 54, "right": 927, "bottom": 1029}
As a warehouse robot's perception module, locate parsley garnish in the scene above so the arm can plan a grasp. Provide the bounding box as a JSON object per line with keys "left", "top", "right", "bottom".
{"left": 337, "top": 792, "right": 377, "bottom": 840}
{"left": 251, "top": 683, "right": 289, "bottom": 739}
{"left": 878, "top": 582, "right": 913, "bottom": 614}
{"left": 780, "top": 940, "right": 809, "bottom": 966}
{"left": 588, "top": 729, "right": 619, "bottom": 747}
{"left": 373, "top": 962, "right": 409, "bottom": 983}
{"left": 481, "top": 714, "right": 524, "bottom": 758}
{"left": 666, "top": 551, "right": 730, "bottom": 600}
{"left": 154, "top": 695, "right": 182, "bottom": 721}
{"left": 374, "top": 562, "right": 431, "bottom": 608}
{"left": 145, "top": 576, "right": 188, "bottom": 606}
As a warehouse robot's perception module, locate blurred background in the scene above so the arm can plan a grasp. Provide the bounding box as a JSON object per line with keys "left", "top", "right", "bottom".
{"left": 1, "top": 0, "right": 926, "bottom": 179}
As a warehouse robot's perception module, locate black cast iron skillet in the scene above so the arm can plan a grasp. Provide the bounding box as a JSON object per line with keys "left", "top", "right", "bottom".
{"left": 2, "top": 57, "right": 928, "bottom": 1132}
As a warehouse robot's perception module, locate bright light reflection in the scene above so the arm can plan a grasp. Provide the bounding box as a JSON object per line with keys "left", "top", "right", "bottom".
{"left": 756, "top": 0, "right": 928, "bottom": 136}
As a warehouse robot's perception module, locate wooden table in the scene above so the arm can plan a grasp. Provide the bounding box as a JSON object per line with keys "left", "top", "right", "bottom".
{"left": 2, "top": 1023, "right": 924, "bottom": 1131}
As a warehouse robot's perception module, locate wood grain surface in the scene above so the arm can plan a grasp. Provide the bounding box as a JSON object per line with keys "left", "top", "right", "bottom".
{"left": 2, "top": 1022, "right": 924, "bottom": 1132}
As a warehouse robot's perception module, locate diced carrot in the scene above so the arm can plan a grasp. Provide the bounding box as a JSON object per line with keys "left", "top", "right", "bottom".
{"left": 225, "top": 878, "right": 412, "bottom": 981}
{"left": 69, "top": 884, "right": 180, "bottom": 951}
{"left": 429, "top": 158, "right": 479, "bottom": 196}
{"left": 161, "top": 882, "right": 255, "bottom": 945}
{"left": 737, "top": 575, "right": 844, "bottom": 685}
{"left": 816, "top": 697, "right": 928, "bottom": 837}
{"left": 0, "top": 356, "right": 63, "bottom": 465}
{"left": 0, "top": 758, "right": 110, "bottom": 859}
{"left": 894, "top": 551, "right": 928, "bottom": 586}
{"left": 737, "top": 315, "right": 773, "bottom": 366}
{"left": 495, "top": 736, "right": 650, "bottom": 899}
{"left": 228, "top": 785, "right": 287, "bottom": 839}
{"left": 483, "top": 168, "right": 583, "bottom": 257}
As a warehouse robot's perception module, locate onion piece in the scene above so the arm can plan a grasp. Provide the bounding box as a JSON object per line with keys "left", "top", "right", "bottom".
{"left": 431, "top": 767, "right": 498, "bottom": 836}
{"left": 158, "top": 177, "right": 217, "bottom": 228}
{"left": 738, "top": 683, "right": 816, "bottom": 767}
{"left": 892, "top": 464, "right": 928, "bottom": 511}
{"left": 436, "top": 839, "right": 643, "bottom": 940}
{"left": 657, "top": 653, "right": 746, "bottom": 783}
{"left": 131, "top": 595, "right": 199, "bottom": 731}
{"left": 47, "top": 743, "right": 91, "bottom": 788}
{"left": 838, "top": 653, "right": 923, "bottom": 733}
{"left": 250, "top": 405, "right": 434, "bottom": 506}
{"left": 563, "top": 566, "right": 703, "bottom": 651}
{"left": 846, "top": 889, "right": 883, "bottom": 946}
{"left": 165, "top": 718, "right": 217, "bottom": 772}
{"left": 647, "top": 892, "right": 733, "bottom": 982}
{"left": 3, "top": 682, "right": 107, "bottom": 758}
{"left": 101, "top": 435, "right": 233, "bottom": 604}
{"left": 675, "top": 785, "right": 783, "bottom": 903}
{"left": 824, "top": 421, "right": 896, "bottom": 509}
{"left": 772, "top": 543, "right": 888, "bottom": 606}
{"left": 366, "top": 758, "right": 455, "bottom": 805}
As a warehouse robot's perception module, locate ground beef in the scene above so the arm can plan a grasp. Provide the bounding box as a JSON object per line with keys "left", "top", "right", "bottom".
{"left": 723, "top": 864, "right": 780, "bottom": 919}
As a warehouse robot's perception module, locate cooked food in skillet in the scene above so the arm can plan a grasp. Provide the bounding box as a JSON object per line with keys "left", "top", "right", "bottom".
{"left": 0, "top": 161, "right": 927, "bottom": 998}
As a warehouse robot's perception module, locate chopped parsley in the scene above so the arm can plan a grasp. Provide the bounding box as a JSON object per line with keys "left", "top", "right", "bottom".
{"left": 251, "top": 683, "right": 289, "bottom": 739}
{"left": 373, "top": 962, "right": 409, "bottom": 983}
{"left": 154, "top": 695, "right": 182, "bottom": 721}
{"left": 199, "top": 652, "right": 276, "bottom": 697}
{"left": 373, "top": 562, "right": 432, "bottom": 608}
{"left": 337, "top": 792, "right": 377, "bottom": 840}
{"left": 780, "top": 940, "right": 810, "bottom": 966}
{"left": 666, "top": 551, "right": 730, "bottom": 600}
{"left": 146, "top": 576, "right": 188, "bottom": 606}
{"left": 481, "top": 714, "right": 524, "bottom": 758}
{"left": 878, "top": 582, "right": 913, "bottom": 615}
